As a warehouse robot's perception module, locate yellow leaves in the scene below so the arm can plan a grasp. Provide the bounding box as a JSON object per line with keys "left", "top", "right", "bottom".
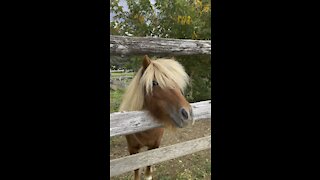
{"left": 114, "top": 26, "right": 120, "bottom": 32}
{"left": 195, "top": 0, "right": 203, "bottom": 8}
{"left": 177, "top": 16, "right": 182, "bottom": 23}
{"left": 138, "top": 16, "right": 144, "bottom": 23}
{"left": 192, "top": 31, "right": 198, "bottom": 40}
{"left": 133, "top": 14, "right": 144, "bottom": 24}
{"left": 202, "top": 4, "right": 210, "bottom": 13}
{"left": 194, "top": 0, "right": 211, "bottom": 14}
{"left": 177, "top": 15, "right": 192, "bottom": 25}
{"left": 187, "top": 16, "right": 191, "bottom": 25}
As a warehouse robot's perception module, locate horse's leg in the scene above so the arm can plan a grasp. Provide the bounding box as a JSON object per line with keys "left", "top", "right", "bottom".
{"left": 144, "top": 147, "right": 157, "bottom": 180}
{"left": 126, "top": 135, "right": 142, "bottom": 180}
{"left": 128, "top": 146, "right": 141, "bottom": 180}
{"left": 145, "top": 129, "right": 164, "bottom": 180}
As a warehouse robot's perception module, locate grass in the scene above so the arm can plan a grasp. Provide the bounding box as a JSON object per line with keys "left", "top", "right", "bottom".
{"left": 110, "top": 89, "right": 124, "bottom": 113}
{"left": 155, "top": 152, "right": 211, "bottom": 180}
{"left": 110, "top": 71, "right": 132, "bottom": 113}
{"left": 110, "top": 150, "right": 211, "bottom": 180}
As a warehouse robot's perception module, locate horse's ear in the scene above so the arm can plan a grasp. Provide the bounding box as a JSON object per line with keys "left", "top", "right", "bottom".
{"left": 142, "top": 55, "right": 151, "bottom": 70}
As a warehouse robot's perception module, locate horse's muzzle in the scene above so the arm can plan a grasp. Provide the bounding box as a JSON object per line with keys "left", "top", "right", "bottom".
{"left": 171, "top": 107, "right": 194, "bottom": 128}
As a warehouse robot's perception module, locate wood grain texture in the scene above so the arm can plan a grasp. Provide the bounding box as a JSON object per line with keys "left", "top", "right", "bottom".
{"left": 110, "top": 100, "right": 211, "bottom": 137}
{"left": 110, "top": 35, "right": 211, "bottom": 56}
{"left": 110, "top": 135, "right": 211, "bottom": 177}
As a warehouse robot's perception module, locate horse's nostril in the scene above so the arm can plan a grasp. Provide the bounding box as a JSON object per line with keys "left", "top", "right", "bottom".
{"left": 180, "top": 108, "right": 189, "bottom": 120}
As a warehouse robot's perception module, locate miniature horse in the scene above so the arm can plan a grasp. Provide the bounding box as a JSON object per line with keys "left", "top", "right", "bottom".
{"left": 119, "top": 55, "right": 193, "bottom": 180}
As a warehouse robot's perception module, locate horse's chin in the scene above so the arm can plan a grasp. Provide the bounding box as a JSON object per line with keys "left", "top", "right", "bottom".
{"left": 174, "top": 121, "right": 188, "bottom": 128}
{"left": 170, "top": 114, "right": 189, "bottom": 128}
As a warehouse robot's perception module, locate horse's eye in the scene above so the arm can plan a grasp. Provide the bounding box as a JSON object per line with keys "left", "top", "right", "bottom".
{"left": 152, "top": 81, "right": 158, "bottom": 86}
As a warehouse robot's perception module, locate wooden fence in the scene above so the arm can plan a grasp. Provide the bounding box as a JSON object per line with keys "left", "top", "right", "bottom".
{"left": 110, "top": 76, "right": 133, "bottom": 81}
{"left": 110, "top": 79, "right": 131, "bottom": 90}
{"left": 110, "top": 69, "right": 125, "bottom": 73}
{"left": 110, "top": 35, "right": 211, "bottom": 177}
{"left": 110, "top": 69, "right": 134, "bottom": 73}
{"left": 110, "top": 35, "right": 211, "bottom": 56}
{"left": 110, "top": 76, "right": 133, "bottom": 90}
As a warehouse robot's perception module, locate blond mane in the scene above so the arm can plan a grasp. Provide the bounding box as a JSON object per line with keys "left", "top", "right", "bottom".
{"left": 119, "top": 58, "right": 189, "bottom": 111}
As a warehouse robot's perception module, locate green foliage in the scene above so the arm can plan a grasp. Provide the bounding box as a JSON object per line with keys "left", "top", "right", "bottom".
{"left": 110, "top": 89, "right": 125, "bottom": 113}
{"left": 176, "top": 55, "right": 211, "bottom": 102}
{"left": 110, "top": 0, "right": 211, "bottom": 40}
{"left": 126, "top": 56, "right": 143, "bottom": 72}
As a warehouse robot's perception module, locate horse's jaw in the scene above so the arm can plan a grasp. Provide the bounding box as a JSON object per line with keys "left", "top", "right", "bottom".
{"left": 169, "top": 112, "right": 189, "bottom": 128}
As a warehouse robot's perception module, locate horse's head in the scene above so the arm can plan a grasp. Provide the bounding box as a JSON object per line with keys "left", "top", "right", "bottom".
{"left": 141, "top": 55, "right": 193, "bottom": 128}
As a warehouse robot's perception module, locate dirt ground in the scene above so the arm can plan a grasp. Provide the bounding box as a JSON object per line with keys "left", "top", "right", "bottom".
{"left": 110, "top": 119, "right": 211, "bottom": 180}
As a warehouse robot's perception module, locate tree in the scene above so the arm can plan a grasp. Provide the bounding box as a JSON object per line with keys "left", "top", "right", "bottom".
{"left": 110, "top": 0, "right": 211, "bottom": 40}
{"left": 110, "top": 0, "right": 212, "bottom": 102}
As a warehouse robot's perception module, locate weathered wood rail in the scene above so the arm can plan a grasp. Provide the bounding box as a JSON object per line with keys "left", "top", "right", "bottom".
{"left": 110, "top": 135, "right": 211, "bottom": 177}
{"left": 110, "top": 100, "right": 211, "bottom": 137}
{"left": 110, "top": 69, "right": 125, "bottom": 73}
{"left": 110, "top": 35, "right": 211, "bottom": 56}
{"left": 110, "top": 76, "right": 133, "bottom": 90}
{"left": 110, "top": 76, "right": 133, "bottom": 81}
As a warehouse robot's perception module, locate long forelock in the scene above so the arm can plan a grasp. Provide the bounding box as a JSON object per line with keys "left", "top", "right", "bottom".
{"left": 141, "top": 58, "right": 189, "bottom": 95}
{"left": 119, "top": 58, "right": 189, "bottom": 111}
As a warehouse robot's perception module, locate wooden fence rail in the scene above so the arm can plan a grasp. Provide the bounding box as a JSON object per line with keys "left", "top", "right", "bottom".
{"left": 110, "top": 76, "right": 133, "bottom": 80}
{"left": 110, "top": 69, "right": 125, "bottom": 73}
{"left": 110, "top": 135, "right": 211, "bottom": 177}
{"left": 110, "top": 100, "right": 211, "bottom": 137}
{"left": 110, "top": 35, "right": 211, "bottom": 56}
